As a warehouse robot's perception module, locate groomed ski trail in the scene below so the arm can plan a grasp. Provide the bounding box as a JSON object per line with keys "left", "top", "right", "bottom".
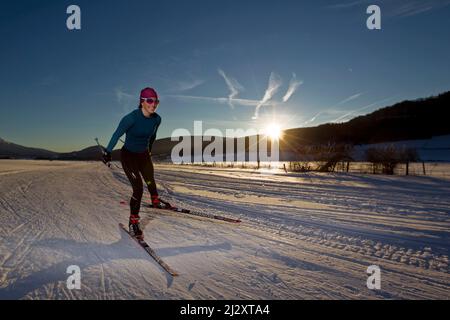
{"left": 0, "top": 160, "right": 449, "bottom": 299}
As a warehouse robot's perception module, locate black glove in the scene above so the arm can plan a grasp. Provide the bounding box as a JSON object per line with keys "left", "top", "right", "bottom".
{"left": 102, "top": 151, "right": 112, "bottom": 165}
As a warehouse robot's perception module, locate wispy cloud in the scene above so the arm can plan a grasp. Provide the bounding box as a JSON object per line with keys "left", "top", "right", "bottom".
{"left": 335, "top": 92, "right": 364, "bottom": 107}
{"left": 326, "top": 0, "right": 369, "bottom": 9}
{"left": 115, "top": 88, "right": 134, "bottom": 102}
{"left": 327, "top": 0, "right": 450, "bottom": 18}
{"left": 166, "top": 94, "right": 260, "bottom": 107}
{"left": 331, "top": 95, "right": 398, "bottom": 123}
{"left": 300, "top": 109, "right": 345, "bottom": 127}
{"left": 299, "top": 92, "right": 364, "bottom": 126}
{"left": 174, "top": 79, "right": 205, "bottom": 92}
{"left": 115, "top": 88, "right": 135, "bottom": 113}
{"left": 300, "top": 111, "right": 325, "bottom": 127}
{"left": 387, "top": 1, "right": 450, "bottom": 18}
{"left": 253, "top": 72, "right": 283, "bottom": 119}
{"left": 218, "top": 68, "right": 244, "bottom": 109}
{"left": 168, "top": 70, "right": 300, "bottom": 120}
{"left": 282, "top": 73, "right": 303, "bottom": 102}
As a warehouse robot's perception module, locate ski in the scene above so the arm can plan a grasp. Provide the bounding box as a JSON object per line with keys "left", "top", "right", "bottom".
{"left": 120, "top": 200, "right": 241, "bottom": 223}
{"left": 157, "top": 199, "right": 242, "bottom": 223}
{"left": 120, "top": 199, "right": 242, "bottom": 224}
{"left": 119, "top": 223, "right": 179, "bottom": 277}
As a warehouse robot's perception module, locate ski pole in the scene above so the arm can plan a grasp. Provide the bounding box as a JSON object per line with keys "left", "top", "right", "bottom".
{"left": 94, "top": 138, "right": 122, "bottom": 169}
{"left": 94, "top": 137, "right": 111, "bottom": 168}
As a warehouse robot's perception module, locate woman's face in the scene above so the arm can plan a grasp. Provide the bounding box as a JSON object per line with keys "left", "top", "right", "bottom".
{"left": 142, "top": 98, "right": 158, "bottom": 114}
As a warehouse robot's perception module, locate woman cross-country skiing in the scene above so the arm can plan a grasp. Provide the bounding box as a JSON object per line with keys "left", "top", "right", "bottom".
{"left": 102, "top": 87, "right": 162, "bottom": 239}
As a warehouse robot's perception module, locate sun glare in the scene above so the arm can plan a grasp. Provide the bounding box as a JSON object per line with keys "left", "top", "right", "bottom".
{"left": 264, "top": 123, "right": 282, "bottom": 140}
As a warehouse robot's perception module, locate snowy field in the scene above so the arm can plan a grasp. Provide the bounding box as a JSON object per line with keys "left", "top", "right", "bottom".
{"left": 0, "top": 160, "right": 449, "bottom": 299}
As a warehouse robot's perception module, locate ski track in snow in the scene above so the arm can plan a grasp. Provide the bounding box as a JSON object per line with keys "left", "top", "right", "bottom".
{"left": 0, "top": 160, "right": 449, "bottom": 299}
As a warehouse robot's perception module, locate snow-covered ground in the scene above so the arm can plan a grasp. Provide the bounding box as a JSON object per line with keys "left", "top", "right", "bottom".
{"left": 0, "top": 160, "right": 449, "bottom": 299}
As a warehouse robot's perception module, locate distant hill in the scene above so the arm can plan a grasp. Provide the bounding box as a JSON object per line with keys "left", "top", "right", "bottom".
{"left": 57, "top": 145, "right": 122, "bottom": 161}
{"left": 57, "top": 146, "right": 104, "bottom": 161}
{"left": 1, "top": 90, "right": 449, "bottom": 161}
{"left": 281, "top": 91, "right": 450, "bottom": 152}
{"left": 0, "top": 138, "right": 58, "bottom": 159}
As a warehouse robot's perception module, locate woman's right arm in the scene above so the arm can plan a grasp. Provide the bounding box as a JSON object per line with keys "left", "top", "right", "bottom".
{"left": 106, "top": 113, "right": 134, "bottom": 153}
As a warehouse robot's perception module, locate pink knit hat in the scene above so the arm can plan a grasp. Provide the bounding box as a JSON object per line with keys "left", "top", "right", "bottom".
{"left": 140, "top": 87, "right": 158, "bottom": 99}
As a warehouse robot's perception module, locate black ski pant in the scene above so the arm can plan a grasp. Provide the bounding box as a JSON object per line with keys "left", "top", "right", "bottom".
{"left": 120, "top": 147, "right": 158, "bottom": 216}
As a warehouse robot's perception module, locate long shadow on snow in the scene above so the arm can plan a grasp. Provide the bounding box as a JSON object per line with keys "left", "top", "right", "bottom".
{"left": 0, "top": 227, "right": 232, "bottom": 299}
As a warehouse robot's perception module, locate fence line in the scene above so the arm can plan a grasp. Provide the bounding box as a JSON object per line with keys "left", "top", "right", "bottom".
{"left": 160, "top": 161, "right": 450, "bottom": 177}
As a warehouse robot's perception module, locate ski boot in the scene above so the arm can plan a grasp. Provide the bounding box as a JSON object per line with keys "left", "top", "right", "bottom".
{"left": 129, "top": 214, "right": 144, "bottom": 240}
{"left": 151, "top": 195, "right": 164, "bottom": 209}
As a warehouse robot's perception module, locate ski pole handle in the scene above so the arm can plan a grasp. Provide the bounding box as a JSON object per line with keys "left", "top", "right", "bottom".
{"left": 95, "top": 138, "right": 111, "bottom": 168}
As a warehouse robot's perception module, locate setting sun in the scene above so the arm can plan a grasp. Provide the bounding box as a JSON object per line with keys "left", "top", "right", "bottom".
{"left": 264, "top": 123, "right": 282, "bottom": 140}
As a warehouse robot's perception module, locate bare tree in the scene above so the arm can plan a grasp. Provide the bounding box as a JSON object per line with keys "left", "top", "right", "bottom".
{"left": 365, "top": 145, "right": 419, "bottom": 175}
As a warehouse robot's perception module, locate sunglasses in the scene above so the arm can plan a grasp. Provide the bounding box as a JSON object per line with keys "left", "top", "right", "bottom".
{"left": 141, "top": 97, "right": 159, "bottom": 104}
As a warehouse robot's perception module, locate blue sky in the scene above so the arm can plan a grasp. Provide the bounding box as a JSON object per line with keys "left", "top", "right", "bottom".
{"left": 1, "top": 0, "right": 450, "bottom": 152}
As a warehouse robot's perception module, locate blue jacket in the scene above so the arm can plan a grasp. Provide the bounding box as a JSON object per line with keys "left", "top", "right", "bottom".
{"left": 106, "top": 108, "right": 161, "bottom": 153}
